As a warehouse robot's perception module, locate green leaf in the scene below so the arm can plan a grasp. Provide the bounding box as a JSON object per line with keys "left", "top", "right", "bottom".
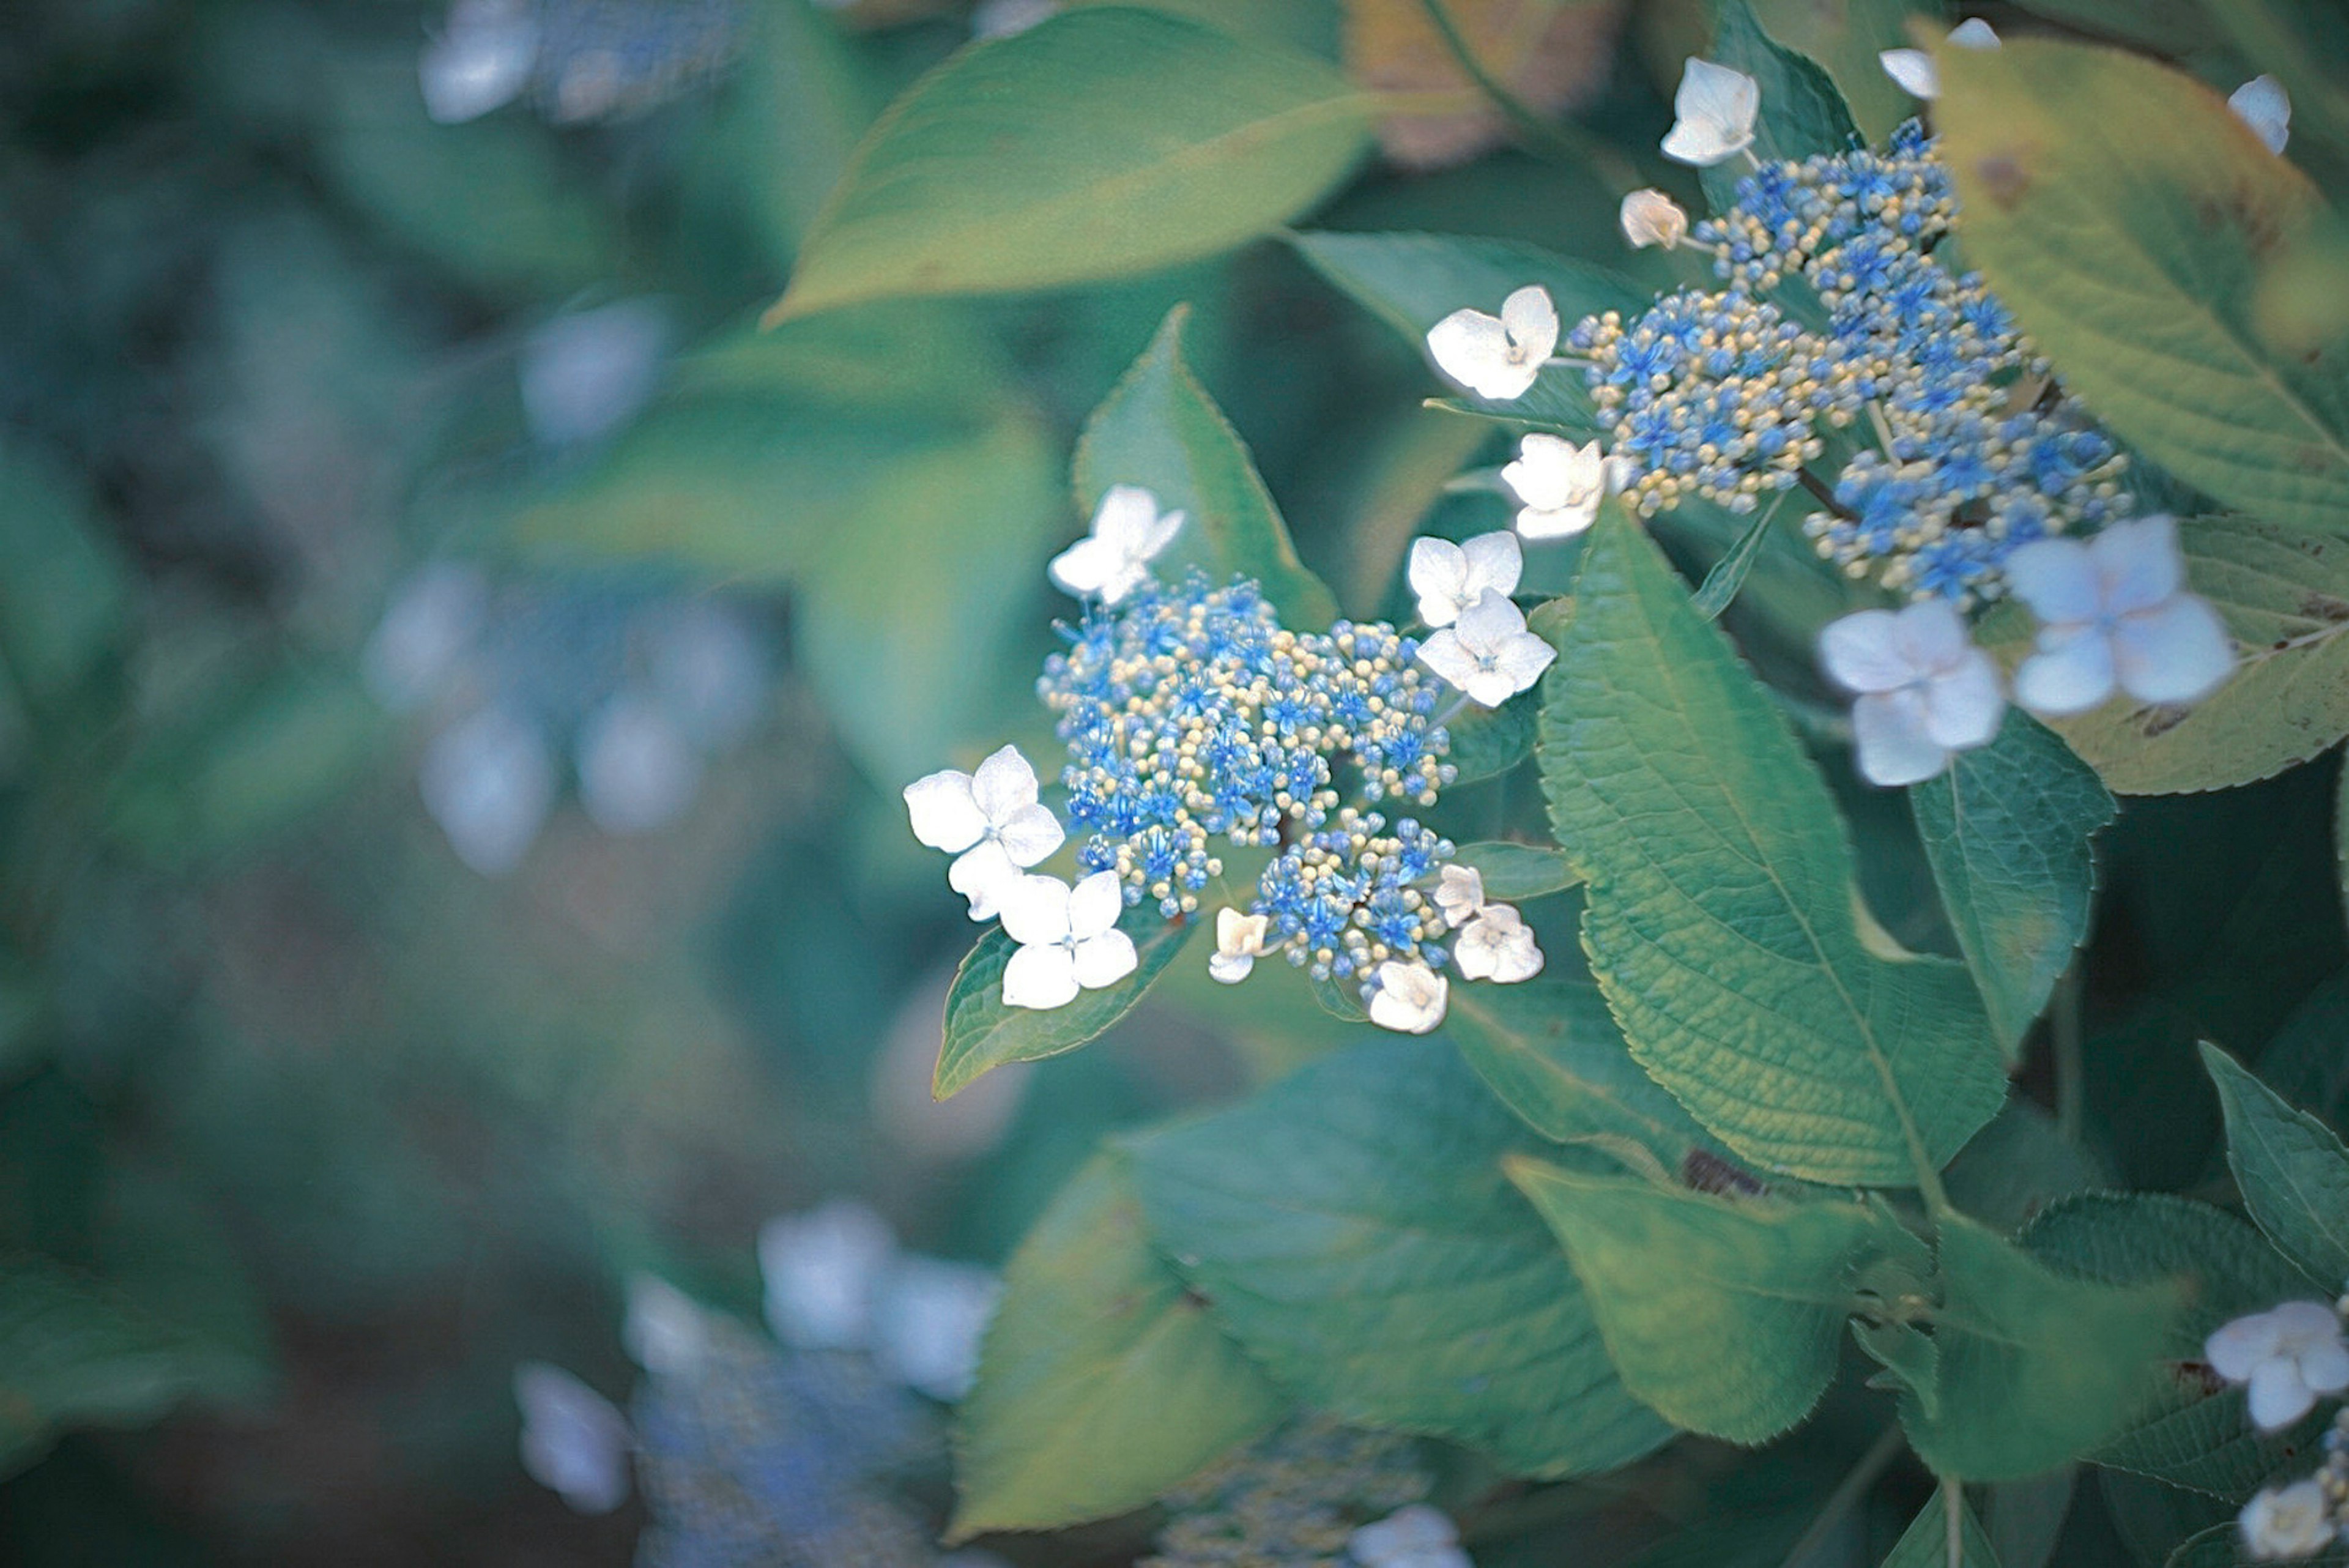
{"left": 1882, "top": 1490, "right": 2003, "bottom": 1568}
{"left": 1444, "top": 979, "right": 1713, "bottom": 1161}
{"left": 1438, "top": 841, "right": 1580, "bottom": 901}
{"left": 1508, "top": 1159, "right": 1925, "bottom": 1443}
{"left": 935, "top": 907, "right": 1197, "bottom": 1099}
{"left": 1287, "top": 229, "right": 1649, "bottom": 436}
{"left": 1072, "top": 306, "right": 1338, "bottom": 629}
{"left": 950, "top": 1151, "right": 1286, "bottom": 1538}
{"left": 2011, "top": 516, "right": 2349, "bottom": 796}
{"left": 0, "top": 1252, "right": 240, "bottom": 1479}
{"left": 1701, "top": 1, "right": 1861, "bottom": 215}
{"left": 1441, "top": 682, "right": 1539, "bottom": 784}
{"left": 2201, "top": 1043, "right": 2349, "bottom": 1286}
{"left": 772, "top": 9, "right": 1375, "bottom": 319}
{"left": 1899, "top": 1214, "right": 2181, "bottom": 1482}
{"left": 1934, "top": 39, "right": 2349, "bottom": 538}
{"left": 1539, "top": 511, "right": 2006, "bottom": 1186}
{"left": 1130, "top": 1038, "right": 1676, "bottom": 1476}
{"left": 2022, "top": 1191, "right": 2317, "bottom": 1500}
{"left": 1688, "top": 494, "right": 1788, "bottom": 622}
{"left": 1912, "top": 714, "right": 2115, "bottom": 1055}
{"left": 1941, "top": 1100, "right": 2104, "bottom": 1238}
{"left": 1746, "top": 0, "right": 1933, "bottom": 144}
{"left": 0, "top": 441, "right": 125, "bottom": 717}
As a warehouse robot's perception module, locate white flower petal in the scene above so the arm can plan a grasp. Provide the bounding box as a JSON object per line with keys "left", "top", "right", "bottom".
{"left": 1416, "top": 627, "right": 1480, "bottom": 694}
{"left": 2242, "top": 1479, "right": 2336, "bottom": 1558}
{"left": 1349, "top": 1505, "right": 1460, "bottom": 1564}
{"left": 1500, "top": 285, "right": 1559, "bottom": 362}
{"left": 1663, "top": 58, "right": 1759, "bottom": 166}
{"left": 576, "top": 692, "right": 700, "bottom": 834}
{"left": 1879, "top": 48, "right": 1938, "bottom": 100}
{"left": 1426, "top": 309, "right": 1516, "bottom": 398}
{"left": 1457, "top": 905, "right": 1543, "bottom": 983}
{"left": 996, "top": 873, "right": 1074, "bottom": 948}
{"left": 1921, "top": 652, "right": 2006, "bottom": 751}
{"left": 1409, "top": 537, "right": 1471, "bottom": 626}
{"left": 622, "top": 1275, "right": 710, "bottom": 1381}
{"left": 1002, "top": 942, "right": 1080, "bottom": 1009}
{"left": 363, "top": 562, "right": 488, "bottom": 712}
{"left": 1093, "top": 484, "right": 1159, "bottom": 551}
{"left": 2247, "top": 1356, "right": 2318, "bottom": 1431}
{"left": 1071, "top": 929, "right": 1138, "bottom": 989}
{"left": 1948, "top": 18, "right": 2001, "bottom": 48}
{"left": 949, "top": 839, "right": 1021, "bottom": 918}
{"left": 1852, "top": 689, "right": 1950, "bottom": 787}
{"left": 1619, "top": 188, "right": 1688, "bottom": 250}
{"left": 515, "top": 1362, "right": 632, "bottom": 1514}
{"left": 905, "top": 769, "right": 986, "bottom": 852}
{"left": 2015, "top": 626, "right": 2118, "bottom": 716}
{"left": 2208, "top": 1312, "right": 2285, "bottom": 1383}
{"left": 2112, "top": 595, "right": 2235, "bottom": 707}
{"left": 1208, "top": 950, "right": 1255, "bottom": 984}
{"left": 970, "top": 743, "right": 1040, "bottom": 822}
{"left": 759, "top": 1200, "right": 896, "bottom": 1350}
{"left": 2230, "top": 74, "right": 2291, "bottom": 154}
{"left": 2299, "top": 1334, "right": 2349, "bottom": 1395}
{"left": 1434, "top": 864, "right": 1485, "bottom": 929}
{"left": 1891, "top": 596, "right": 1972, "bottom": 674}
{"left": 2003, "top": 537, "right": 2104, "bottom": 626}
{"left": 872, "top": 1255, "right": 1000, "bottom": 1401}
{"left": 1048, "top": 534, "right": 1118, "bottom": 598}
{"left": 1819, "top": 610, "right": 1916, "bottom": 694}
{"left": 1367, "top": 960, "right": 1448, "bottom": 1033}
{"left": 1066, "top": 869, "right": 1126, "bottom": 940}
{"left": 993, "top": 801, "right": 1066, "bottom": 868}
{"left": 1460, "top": 530, "right": 1525, "bottom": 600}
{"left": 1456, "top": 585, "right": 1529, "bottom": 646}
{"left": 2090, "top": 515, "right": 2184, "bottom": 616}
{"left": 419, "top": 705, "right": 555, "bottom": 876}
{"left": 1487, "top": 631, "right": 1558, "bottom": 697}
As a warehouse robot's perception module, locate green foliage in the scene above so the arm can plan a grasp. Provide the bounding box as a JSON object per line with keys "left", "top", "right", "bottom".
{"left": 1882, "top": 1490, "right": 2002, "bottom": 1568}
{"left": 1688, "top": 494, "right": 1787, "bottom": 622}
{"left": 1540, "top": 511, "right": 2007, "bottom": 1186}
{"left": 1441, "top": 682, "right": 1540, "bottom": 783}
{"left": 1072, "top": 306, "right": 1338, "bottom": 629}
{"left": 1439, "top": 840, "right": 1579, "bottom": 901}
{"left": 1912, "top": 715, "right": 2115, "bottom": 1054}
{"left": 1130, "top": 1038, "right": 1676, "bottom": 1476}
{"left": 1745, "top": 0, "right": 1932, "bottom": 144}
{"left": 773, "top": 9, "right": 1375, "bottom": 319}
{"left": 935, "top": 907, "right": 1196, "bottom": 1099}
{"left": 1510, "top": 1159, "right": 1924, "bottom": 1443}
{"left": 0, "top": 442, "right": 125, "bottom": 718}
{"left": 1444, "top": 978, "right": 1712, "bottom": 1159}
{"left": 1701, "top": 1, "right": 1861, "bottom": 214}
{"left": 951, "top": 1151, "right": 1286, "bottom": 1538}
{"left": 1935, "top": 38, "right": 2349, "bottom": 539}
{"left": 2202, "top": 1044, "right": 2349, "bottom": 1286}
{"left": 1896, "top": 1215, "right": 2181, "bottom": 1482}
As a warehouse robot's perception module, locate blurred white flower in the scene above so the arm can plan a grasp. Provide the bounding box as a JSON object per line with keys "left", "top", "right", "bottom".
{"left": 1367, "top": 960, "right": 1447, "bottom": 1034}
{"left": 363, "top": 562, "right": 488, "bottom": 712}
{"left": 2006, "top": 515, "right": 2235, "bottom": 717}
{"left": 1049, "top": 485, "right": 1184, "bottom": 605}
{"left": 645, "top": 601, "right": 766, "bottom": 748}
{"left": 1879, "top": 19, "right": 1999, "bottom": 100}
{"left": 521, "top": 298, "right": 673, "bottom": 448}
{"left": 1349, "top": 1504, "right": 1470, "bottom": 1568}
{"left": 1426, "top": 286, "right": 1558, "bottom": 401}
{"left": 903, "top": 745, "right": 1066, "bottom": 921}
{"left": 973, "top": 0, "right": 1058, "bottom": 37}
{"left": 760, "top": 1199, "right": 898, "bottom": 1351}
{"left": 2240, "top": 1478, "right": 2337, "bottom": 1560}
{"left": 1433, "top": 863, "right": 1485, "bottom": 930}
{"left": 1502, "top": 434, "right": 1605, "bottom": 540}
{"left": 577, "top": 689, "right": 702, "bottom": 833}
{"left": 2231, "top": 75, "right": 2292, "bottom": 154}
{"left": 418, "top": 704, "right": 557, "bottom": 874}
{"left": 514, "top": 1362, "right": 632, "bottom": 1514}
{"left": 1619, "top": 188, "right": 1688, "bottom": 250}
{"left": 1209, "top": 907, "right": 1271, "bottom": 984}
{"left": 1456, "top": 903, "right": 1543, "bottom": 983}
{"left": 420, "top": 0, "right": 540, "bottom": 123}
{"left": 1000, "top": 871, "right": 1137, "bottom": 1010}
{"left": 1661, "top": 58, "right": 1759, "bottom": 166}
{"left": 2207, "top": 1300, "right": 2349, "bottom": 1432}
{"left": 1818, "top": 599, "right": 2004, "bottom": 787}
{"left": 1417, "top": 590, "right": 1556, "bottom": 707}
{"left": 1408, "top": 532, "right": 1522, "bottom": 628}
{"left": 872, "top": 1255, "right": 1001, "bottom": 1402}
{"left": 623, "top": 1274, "right": 712, "bottom": 1381}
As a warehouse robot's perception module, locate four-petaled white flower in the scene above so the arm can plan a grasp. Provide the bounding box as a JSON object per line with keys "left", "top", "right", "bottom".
{"left": 2240, "top": 1478, "right": 2338, "bottom": 1561}
{"left": 2005, "top": 515, "right": 2235, "bottom": 717}
{"left": 1502, "top": 434, "right": 1607, "bottom": 540}
{"left": 1426, "top": 286, "right": 1559, "bottom": 401}
{"left": 1433, "top": 863, "right": 1485, "bottom": 929}
{"left": 1048, "top": 484, "right": 1184, "bottom": 606}
{"left": 1661, "top": 58, "right": 1760, "bottom": 167}
{"left": 2231, "top": 75, "right": 2292, "bottom": 154}
{"left": 1349, "top": 1504, "right": 1472, "bottom": 1568}
{"left": 759, "top": 1198, "right": 896, "bottom": 1351}
{"left": 514, "top": 1362, "right": 633, "bottom": 1514}
{"left": 1879, "top": 19, "right": 1999, "bottom": 100}
{"left": 1409, "top": 532, "right": 1523, "bottom": 628}
{"left": 1819, "top": 598, "right": 2005, "bottom": 787}
{"left": 1419, "top": 590, "right": 1557, "bottom": 708}
{"left": 904, "top": 745, "right": 1066, "bottom": 920}
{"left": 999, "top": 871, "right": 1138, "bottom": 1009}
{"left": 1209, "top": 907, "right": 1271, "bottom": 984}
{"left": 2207, "top": 1300, "right": 2349, "bottom": 1432}
{"left": 1456, "top": 903, "right": 1544, "bottom": 983}
{"left": 1367, "top": 959, "right": 1448, "bottom": 1034}
{"left": 1619, "top": 188, "right": 1690, "bottom": 250}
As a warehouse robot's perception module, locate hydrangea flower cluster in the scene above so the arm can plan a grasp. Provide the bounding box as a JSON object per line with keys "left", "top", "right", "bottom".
{"left": 1572, "top": 122, "right": 2132, "bottom": 606}
{"left": 1038, "top": 575, "right": 1453, "bottom": 920}
{"left": 2205, "top": 1291, "right": 2349, "bottom": 1559}
{"left": 1142, "top": 1418, "right": 1444, "bottom": 1568}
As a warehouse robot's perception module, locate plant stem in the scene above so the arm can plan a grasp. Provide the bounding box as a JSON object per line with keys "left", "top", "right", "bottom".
{"left": 1779, "top": 1425, "right": 1908, "bottom": 1568}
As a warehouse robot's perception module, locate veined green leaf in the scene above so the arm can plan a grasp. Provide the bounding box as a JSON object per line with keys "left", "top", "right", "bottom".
{"left": 1701, "top": 1, "right": 1861, "bottom": 215}
{"left": 935, "top": 907, "right": 1196, "bottom": 1099}
{"left": 1445, "top": 979, "right": 1712, "bottom": 1161}
{"left": 1540, "top": 511, "right": 2006, "bottom": 1186}
{"left": 1438, "top": 841, "right": 1580, "bottom": 901}
{"left": 1900, "top": 1214, "right": 2181, "bottom": 1482}
{"left": 1441, "top": 683, "right": 1539, "bottom": 783}
{"left": 1912, "top": 715, "right": 2114, "bottom": 1055}
{"left": 1746, "top": 0, "right": 1931, "bottom": 145}
{"left": 1072, "top": 307, "right": 1337, "bottom": 629}
{"left": 771, "top": 9, "right": 1375, "bottom": 319}
{"left": 949, "top": 1152, "right": 1286, "bottom": 1538}
{"left": 1935, "top": 38, "right": 2349, "bottom": 537}
{"left": 1508, "top": 1159, "right": 1925, "bottom": 1443}
{"left": 2202, "top": 1044, "right": 2349, "bottom": 1287}
{"left": 1130, "top": 1039, "right": 1675, "bottom": 1477}
{"left": 1882, "top": 1489, "right": 2003, "bottom": 1568}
